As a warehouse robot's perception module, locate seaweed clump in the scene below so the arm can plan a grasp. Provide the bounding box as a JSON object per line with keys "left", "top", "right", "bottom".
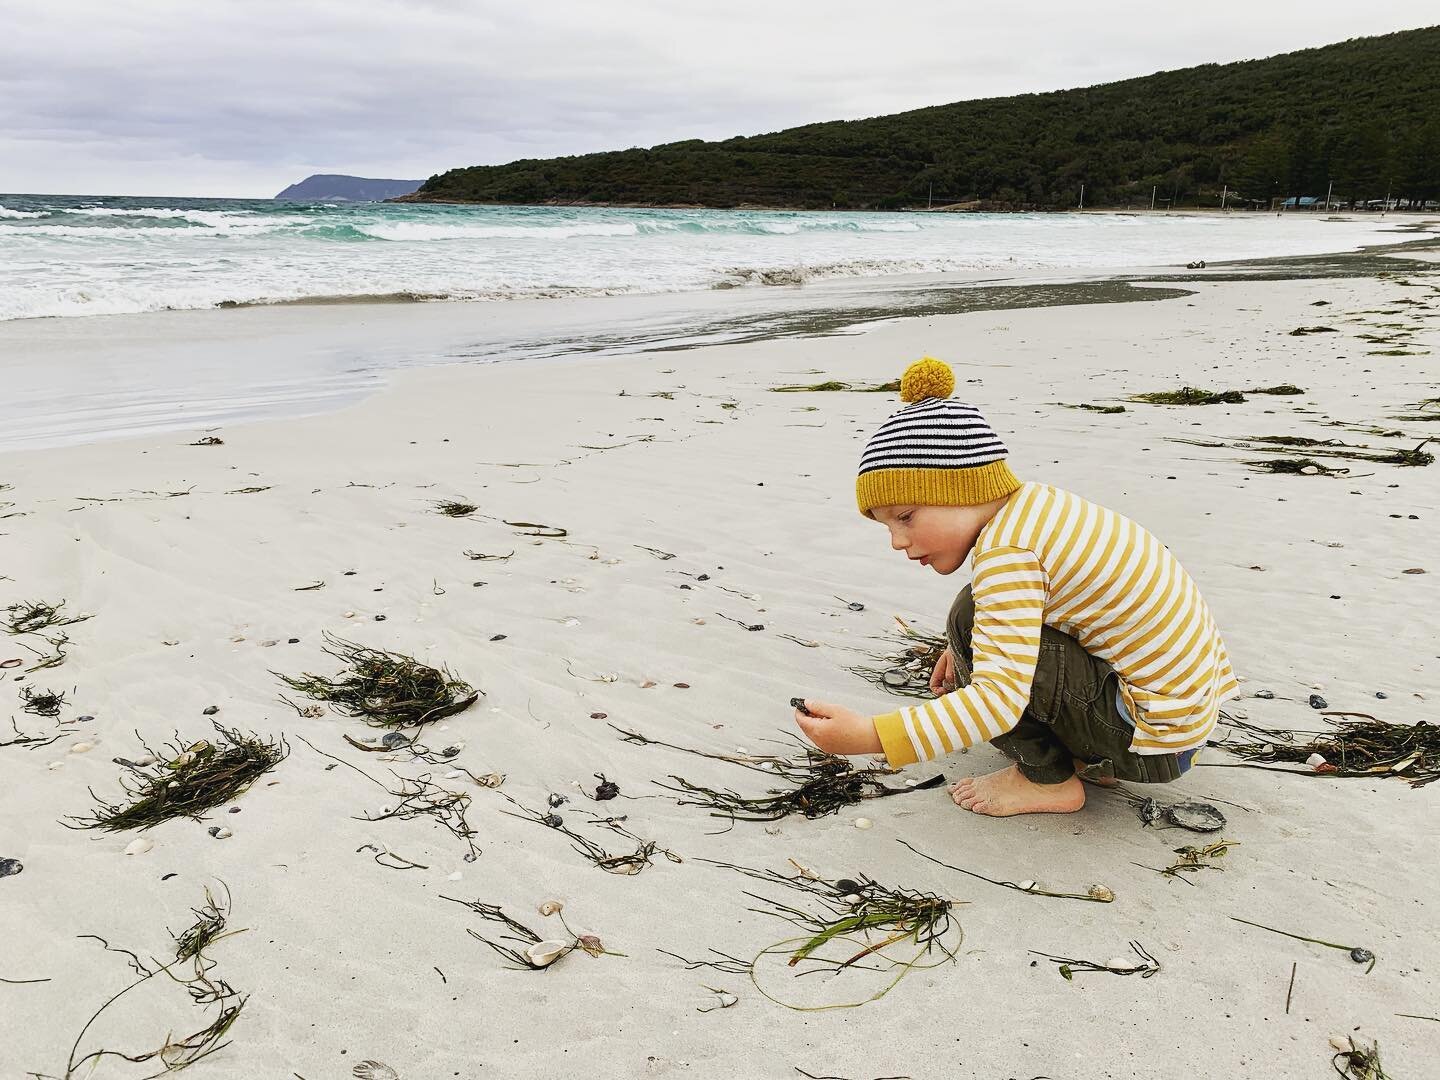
{"left": 20, "top": 686, "right": 66, "bottom": 717}
{"left": 4, "top": 599, "right": 92, "bottom": 636}
{"left": 1212, "top": 713, "right": 1440, "bottom": 787}
{"left": 276, "top": 633, "right": 480, "bottom": 727}
{"left": 433, "top": 500, "right": 479, "bottom": 517}
{"left": 1130, "top": 387, "right": 1246, "bottom": 405}
{"left": 68, "top": 725, "right": 287, "bottom": 831}
{"left": 851, "top": 615, "right": 948, "bottom": 697}
{"left": 770, "top": 380, "right": 898, "bottom": 393}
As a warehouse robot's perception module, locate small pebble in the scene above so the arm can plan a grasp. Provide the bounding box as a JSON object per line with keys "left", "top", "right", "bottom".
{"left": 288, "top": 637, "right": 300, "bottom": 644}
{"left": 1255, "top": 690, "right": 1274, "bottom": 699}
{"left": 1375, "top": 691, "right": 1388, "bottom": 699}
{"left": 202, "top": 705, "right": 219, "bottom": 715}
{"left": 490, "top": 634, "right": 507, "bottom": 642}
{"left": 77, "top": 714, "right": 95, "bottom": 723}
{"left": 228, "top": 806, "right": 241, "bottom": 814}
{"left": 1329, "top": 1035, "right": 1353, "bottom": 1053}
{"left": 590, "top": 712, "right": 607, "bottom": 719}
{"left": 0, "top": 857, "right": 22, "bottom": 878}
{"left": 1309, "top": 694, "right": 1328, "bottom": 709}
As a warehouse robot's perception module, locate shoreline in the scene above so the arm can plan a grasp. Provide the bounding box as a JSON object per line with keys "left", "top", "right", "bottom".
{"left": 2, "top": 257, "right": 1436, "bottom": 1079}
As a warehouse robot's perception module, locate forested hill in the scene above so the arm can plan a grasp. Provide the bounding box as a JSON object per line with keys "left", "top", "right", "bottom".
{"left": 405, "top": 26, "right": 1440, "bottom": 211}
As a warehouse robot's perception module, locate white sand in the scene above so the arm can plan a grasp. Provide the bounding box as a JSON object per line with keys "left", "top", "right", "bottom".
{"left": 2, "top": 267, "right": 1438, "bottom": 1078}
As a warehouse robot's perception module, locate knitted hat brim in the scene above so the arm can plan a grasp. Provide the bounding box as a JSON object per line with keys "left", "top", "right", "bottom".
{"left": 856, "top": 460, "right": 1022, "bottom": 518}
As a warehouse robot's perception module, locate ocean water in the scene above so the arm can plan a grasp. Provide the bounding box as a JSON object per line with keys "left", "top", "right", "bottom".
{"left": 0, "top": 194, "right": 1409, "bottom": 322}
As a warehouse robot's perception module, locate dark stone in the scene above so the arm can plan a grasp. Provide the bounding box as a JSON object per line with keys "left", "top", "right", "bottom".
{"left": 697, "top": 574, "right": 709, "bottom": 581}
{"left": 1375, "top": 691, "right": 1388, "bottom": 699}
{"left": 1309, "top": 694, "right": 1328, "bottom": 709}
{"left": 202, "top": 705, "right": 219, "bottom": 715}
{"left": 541, "top": 813, "right": 563, "bottom": 828}
{"left": 490, "top": 634, "right": 507, "bottom": 641}
{"left": 288, "top": 638, "right": 300, "bottom": 644}
{"left": 374, "top": 614, "right": 387, "bottom": 622}
{"left": 381, "top": 732, "right": 409, "bottom": 749}
{"left": 0, "top": 858, "right": 22, "bottom": 878}
{"left": 77, "top": 714, "right": 95, "bottom": 722}
{"left": 1350, "top": 947, "right": 1374, "bottom": 965}
{"left": 847, "top": 601, "right": 865, "bottom": 611}
{"left": 833, "top": 878, "right": 863, "bottom": 894}
{"left": 1255, "top": 690, "right": 1274, "bottom": 699}
{"left": 590, "top": 711, "right": 607, "bottom": 719}
{"left": 547, "top": 793, "right": 567, "bottom": 808}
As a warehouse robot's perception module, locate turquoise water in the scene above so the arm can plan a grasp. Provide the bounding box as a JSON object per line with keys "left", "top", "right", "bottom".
{"left": 0, "top": 193, "right": 1405, "bottom": 321}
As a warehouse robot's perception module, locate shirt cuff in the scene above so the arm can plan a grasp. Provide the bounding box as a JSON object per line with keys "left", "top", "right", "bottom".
{"left": 873, "top": 710, "right": 919, "bottom": 767}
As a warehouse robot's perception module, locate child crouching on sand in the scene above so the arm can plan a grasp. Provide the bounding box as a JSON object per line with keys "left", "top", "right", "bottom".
{"left": 794, "top": 358, "right": 1238, "bottom": 818}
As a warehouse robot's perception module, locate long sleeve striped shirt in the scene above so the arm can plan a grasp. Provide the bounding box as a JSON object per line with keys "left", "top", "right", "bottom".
{"left": 873, "top": 482, "right": 1239, "bottom": 768}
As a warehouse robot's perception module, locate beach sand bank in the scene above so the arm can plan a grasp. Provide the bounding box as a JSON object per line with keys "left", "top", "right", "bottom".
{"left": 2, "top": 264, "right": 1438, "bottom": 1078}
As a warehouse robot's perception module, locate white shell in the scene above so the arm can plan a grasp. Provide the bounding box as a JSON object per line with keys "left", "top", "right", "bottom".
{"left": 212, "top": 827, "right": 233, "bottom": 839}
{"left": 1106, "top": 956, "right": 1138, "bottom": 971}
{"left": 1306, "top": 753, "right": 1328, "bottom": 769}
{"left": 841, "top": 893, "right": 862, "bottom": 905}
{"left": 1089, "top": 885, "right": 1116, "bottom": 902}
{"left": 524, "top": 939, "right": 570, "bottom": 967}
{"left": 1018, "top": 880, "right": 1037, "bottom": 891}
{"left": 758, "top": 761, "right": 775, "bottom": 771}
{"left": 1329, "top": 1035, "right": 1353, "bottom": 1053}
{"left": 443, "top": 770, "right": 464, "bottom": 780}
{"left": 539, "top": 900, "right": 564, "bottom": 916}
{"left": 70, "top": 741, "right": 95, "bottom": 753}
{"left": 48, "top": 760, "right": 65, "bottom": 770}
{"left": 853, "top": 818, "right": 873, "bottom": 830}
{"left": 133, "top": 754, "right": 157, "bottom": 767}
{"left": 123, "top": 837, "right": 154, "bottom": 856}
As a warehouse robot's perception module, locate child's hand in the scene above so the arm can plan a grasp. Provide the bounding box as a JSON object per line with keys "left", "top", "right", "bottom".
{"left": 793, "top": 700, "right": 883, "bottom": 756}
{"left": 930, "top": 646, "right": 957, "bottom": 696}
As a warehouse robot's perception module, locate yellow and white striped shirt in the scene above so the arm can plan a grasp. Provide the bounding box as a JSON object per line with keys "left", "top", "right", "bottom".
{"left": 874, "top": 482, "right": 1239, "bottom": 767}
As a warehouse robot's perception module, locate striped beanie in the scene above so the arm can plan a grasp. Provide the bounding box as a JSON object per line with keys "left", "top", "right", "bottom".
{"left": 856, "top": 357, "right": 1021, "bottom": 517}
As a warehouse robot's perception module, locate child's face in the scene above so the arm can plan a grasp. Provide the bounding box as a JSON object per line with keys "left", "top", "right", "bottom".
{"left": 871, "top": 502, "right": 999, "bottom": 575}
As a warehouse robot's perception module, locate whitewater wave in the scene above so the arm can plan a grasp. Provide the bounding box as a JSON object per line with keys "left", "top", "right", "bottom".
{"left": 0, "top": 206, "right": 43, "bottom": 219}
{"left": 355, "top": 221, "right": 641, "bottom": 242}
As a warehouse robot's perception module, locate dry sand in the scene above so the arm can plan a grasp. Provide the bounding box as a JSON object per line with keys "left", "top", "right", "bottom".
{"left": 2, "top": 265, "right": 1438, "bottom": 1079}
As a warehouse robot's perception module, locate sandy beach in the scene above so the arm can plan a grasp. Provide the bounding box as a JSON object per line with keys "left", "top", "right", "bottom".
{"left": 3, "top": 249, "right": 1439, "bottom": 1079}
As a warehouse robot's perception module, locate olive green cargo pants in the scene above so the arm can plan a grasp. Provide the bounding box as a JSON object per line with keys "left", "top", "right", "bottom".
{"left": 946, "top": 585, "right": 1188, "bottom": 785}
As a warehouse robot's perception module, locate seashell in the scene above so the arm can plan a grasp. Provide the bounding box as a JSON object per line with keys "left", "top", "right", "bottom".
{"left": 1306, "top": 753, "right": 1328, "bottom": 769}
{"left": 133, "top": 754, "right": 157, "bottom": 767}
{"left": 381, "top": 732, "right": 409, "bottom": 749}
{"left": 758, "top": 761, "right": 775, "bottom": 771}
{"left": 539, "top": 900, "right": 564, "bottom": 916}
{"left": 562, "top": 618, "right": 580, "bottom": 627}
{"left": 1329, "top": 1036, "right": 1353, "bottom": 1053}
{"left": 70, "top": 741, "right": 95, "bottom": 753}
{"left": 0, "top": 857, "right": 22, "bottom": 878}
{"left": 443, "top": 770, "right": 464, "bottom": 780}
{"left": 167, "top": 780, "right": 181, "bottom": 789}
{"left": 597, "top": 672, "right": 618, "bottom": 683}
{"left": 577, "top": 934, "right": 605, "bottom": 958}
{"left": 208, "top": 826, "right": 232, "bottom": 839}
{"left": 735, "top": 746, "right": 749, "bottom": 754}
{"left": 841, "top": 893, "right": 862, "bottom": 905}
{"left": 123, "top": 837, "right": 154, "bottom": 856}
{"left": 1254, "top": 690, "right": 1274, "bottom": 699}
{"left": 48, "top": 760, "right": 65, "bottom": 770}
{"left": 524, "top": 939, "right": 570, "bottom": 967}
{"left": 202, "top": 705, "right": 219, "bottom": 716}
{"left": 882, "top": 669, "right": 910, "bottom": 688}
{"left": 1088, "top": 885, "right": 1116, "bottom": 903}
{"left": 1018, "top": 880, "right": 1037, "bottom": 891}
{"left": 1106, "top": 956, "right": 1138, "bottom": 971}
{"left": 352, "top": 1061, "right": 400, "bottom": 1080}
{"left": 1349, "top": 947, "right": 1374, "bottom": 965}
{"left": 76, "top": 714, "right": 95, "bottom": 722}
{"left": 477, "top": 772, "right": 504, "bottom": 788}
{"left": 853, "top": 817, "right": 873, "bottom": 830}
{"left": 639, "top": 679, "right": 657, "bottom": 689}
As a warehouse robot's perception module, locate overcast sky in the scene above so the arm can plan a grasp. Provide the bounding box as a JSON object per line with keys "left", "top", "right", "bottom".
{"left": 1, "top": 2, "right": 1435, "bottom": 198}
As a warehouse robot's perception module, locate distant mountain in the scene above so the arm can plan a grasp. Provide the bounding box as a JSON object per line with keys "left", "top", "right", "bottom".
{"left": 274, "top": 175, "right": 423, "bottom": 201}
{"left": 407, "top": 26, "right": 1439, "bottom": 211}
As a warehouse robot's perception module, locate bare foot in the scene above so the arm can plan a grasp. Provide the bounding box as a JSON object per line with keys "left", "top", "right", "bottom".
{"left": 948, "top": 765, "right": 1086, "bottom": 817}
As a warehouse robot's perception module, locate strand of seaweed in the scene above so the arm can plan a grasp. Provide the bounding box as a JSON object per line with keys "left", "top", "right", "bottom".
{"left": 47, "top": 886, "right": 246, "bottom": 1080}
{"left": 440, "top": 896, "right": 620, "bottom": 969}
{"left": 849, "top": 616, "right": 947, "bottom": 698}
{"left": 0, "top": 717, "right": 62, "bottom": 751}
{"left": 1134, "top": 839, "right": 1237, "bottom": 884}
{"left": 1168, "top": 434, "right": 1433, "bottom": 470}
{"left": 896, "top": 838, "right": 1115, "bottom": 902}
{"left": 298, "top": 735, "right": 483, "bottom": 861}
{"left": 1206, "top": 713, "right": 1439, "bottom": 787}
{"left": 494, "top": 790, "right": 678, "bottom": 875}
{"left": 667, "top": 859, "right": 961, "bottom": 1011}
{"left": 612, "top": 724, "right": 944, "bottom": 827}
{"left": 276, "top": 633, "right": 480, "bottom": 728}
{"left": 1030, "top": 941, "right": 1161, "bottom": 980}
{"left": 3, "top": 599, "right": 92, "bottom": 636}
{"left": 66, "top": 725, "right": 287, "bottom": 831}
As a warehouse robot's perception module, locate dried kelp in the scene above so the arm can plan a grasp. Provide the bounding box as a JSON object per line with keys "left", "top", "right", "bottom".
{"left": 17, "top": 632, "right": 71, "bottom": 672}
{"left": 4, "top": 599, "right": 92, "bottom": 636}
{"left": 689, "top": 859, "right": 962, "bottom": 1011}
{"left": 1247, "top": 458, "right": 1350, "bottom": 476}
{"left": 19, "top": 686, "right": 66, "bottom": 717}
{"left": 68, "top": 726, "right": 287, "bottom": 832}
{"left": 1137, "top": 839, "right": 1237, "bottom": 884}
{"left": 614, "top": 724, "right": 942, "bottom": 824}
{"left": 1059, "top": 402, "right": 1127, "bottom": 414}
{"left": 463, "top": 549, "right": 514, "bottom": 561}
{"left": 1250, "top": 384, "right": 1306, "bottom": 395}
{"left": 1179, "top": 432, "right": 1433, "bottom": 471}
{"left": 277, "top": 633, "right": 479, "bottom": 728}
{"left": 497, "top": 791, "right": 675, "bottom": 874}
{"left": 441, "top": 896, "right": 618, "bottom": 969}
{"left": 1290, "top": 326, "right": 1338, "bottom": 335}
{"left": 770, "top": 380, "right": 898, "bottom": 393}
{"left": 1230, "top": 917, "right": 1377, "bottom": 973}
{"left": 1031, "top": 941, "right": 1160, "bottom": 980}
{"left": 60, "top": 888, "right": 246, "bottom": 1079}
{"left": 898, "top": 838, "right": 1115, "bottom": 903}
{"left": 433, "top": 500, "right": 478, "bottom": 517}
{"left": 1209, "top": 713, "right": 1440, "bottom": 787}
{"left": 0, "top": 718, "right": 62, "bottom": 751}
{"left": 1130, "top": 387, "right": 1246, "bottom": 405}
{"left": 300, "top": 736, "right": 482, "bottom": 861}
{"left": 1333, "top": 1037, "right": 1393, "bottom": 1080}
{"left": 850, "top": 616, "right": 947, "bottom": 698}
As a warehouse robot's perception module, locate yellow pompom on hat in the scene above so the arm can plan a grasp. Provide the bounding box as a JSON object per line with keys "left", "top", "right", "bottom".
{"left": 856, "top": 357, "right": 1020, "bottom": 516}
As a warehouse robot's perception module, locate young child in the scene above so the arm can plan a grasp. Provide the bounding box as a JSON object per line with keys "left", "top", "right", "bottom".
{"left": 794, "top": 357, "right": 1238, "bottom": 818}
